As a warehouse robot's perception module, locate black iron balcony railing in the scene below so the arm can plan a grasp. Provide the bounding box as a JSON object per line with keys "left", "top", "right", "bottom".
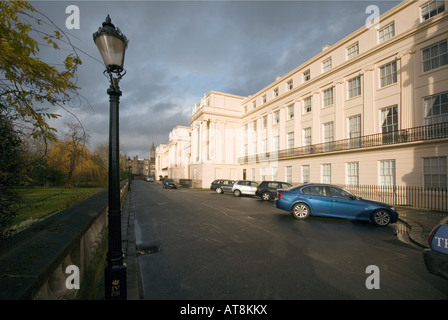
{"left": 238, "top": 122, "right": 448, "bottom": 164}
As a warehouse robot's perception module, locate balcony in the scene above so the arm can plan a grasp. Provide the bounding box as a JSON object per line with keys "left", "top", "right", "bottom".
{"left": 238, "top": 122, "right": 448, "bottom": 164}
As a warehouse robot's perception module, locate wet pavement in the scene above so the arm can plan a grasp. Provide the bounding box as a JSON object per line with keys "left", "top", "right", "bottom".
{"left": 395, "top": 207, "right": 448, "bottom": 249}
{"left": 119, "top": 185, "right": 448, "bottom": 300}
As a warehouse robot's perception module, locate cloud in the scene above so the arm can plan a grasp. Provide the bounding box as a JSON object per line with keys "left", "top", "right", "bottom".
{"left": 31, "top": 0, "right": 401, "bottom": 159}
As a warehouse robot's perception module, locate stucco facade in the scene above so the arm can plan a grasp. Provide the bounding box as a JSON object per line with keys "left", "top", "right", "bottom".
{"left": 157, "top": 0, "right": 448, "bottom": 191}
{"left": 155, "top": 126, "right": 191, "bottom": 181}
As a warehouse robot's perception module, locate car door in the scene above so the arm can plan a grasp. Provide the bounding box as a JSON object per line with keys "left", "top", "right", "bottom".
{"left": 235, "top": 181, "right": 247, "bottom": 194}
{"left": 241, "top": 181, "right": 256, "bottom": 195}
{"left": 267, "top": 182, "right": 279, "bottom": 197}
{"left": 328, "top": 186, "right": 367, "bottom": 219}
{"left": 248, "top": 181, "right": 259, "bottom": 195}
{"left": 301, "top": 186, "right": 333, "bottom": 216}
{"left": 223, "top": 180, "right": 233, "bottom": 192}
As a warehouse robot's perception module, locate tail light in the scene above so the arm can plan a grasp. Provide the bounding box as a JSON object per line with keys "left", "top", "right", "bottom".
{"left": 277, "top": 192, "right": 283, "bottom": 199}
{"left": 257, "top": 187, "right": 261, "bottom": 191}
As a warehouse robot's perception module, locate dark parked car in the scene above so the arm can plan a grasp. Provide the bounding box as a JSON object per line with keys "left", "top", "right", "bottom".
{"left": 256, "top": 181, "right": 292, "bottom": 201}
{"left": 162, "top": 178, "right": 177, "bottom": 189}
{"left": 275, "top": 183, "right": 399, "bottom": 226}
{"left": 210, "top": 179, "right": 234, "bottom": 194}
{"left": 423, "top": 221, "right": 448, "bottom": 280}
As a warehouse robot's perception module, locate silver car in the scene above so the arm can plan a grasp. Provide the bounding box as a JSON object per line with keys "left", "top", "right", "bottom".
{"left": 232, "top": 180, "right": 259, "bottom": 197}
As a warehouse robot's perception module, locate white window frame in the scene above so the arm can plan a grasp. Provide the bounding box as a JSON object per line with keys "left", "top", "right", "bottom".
{"left": 302, "top": 165, "right": 310, "bottom": 183}
{"left": 380, "top": 105, "right": 398, "bottom": 134}
{"left": 348, "top": 115, "right": 362, "bottom": 138}
{"left": 287, "top": 104, "right": 294, "bottom": 120}
{"left": 323, "top": 87, "right": 334, "bottom": 107}
{"left": 286, "top": 166, "right": 292, "bottom": 184}
{"left": 424, "top": 91, "right": 448, "bottom": 124}
{"left": 378, "top": 22, "right": 395, "bottom": 44}
{"left": 272, "top": 135, "right": 279, "bottom": 152}
{"left": 272, "top": 167, "right": 278, "bottom": 181}
{"left": 348, "top": 115, "right": 362, "bottom": 148}
{"left": 321, "top": 164, "right": 331, "bottom": 184}
{"left": 322, "top": 57, "right": 332, "bottom": 72}
{"left": 287, "top": 132, "right": 294, "bottom": 150}
{"left": 273, "top": 110, "right": 280, "bottom": 124}
{"left": 260, "top": 167, "right": 266, "bottom": 182}
{"left": 322, "top": 121, "right": 334, "bottom": 143}
{"left": 262, "top": 138, "right": 267, "bottom": 154}
{"left": 380, "top": 61, "right": 397, "bottom": 88}
{"left": 347, "top": 76, "right": 361, "bottom": 99}
{"left": 422, "top": 40, "right": 448, "bottom": 72}
{"left": 421, "top": 0, "right": 445, "bottom": 21}
{"left": 303, "top": 96, "right": 312, "bottom": 114}
{"left": 346, "top": 162, "right": 359, "bottom": 186}
{"left": 303, "top": 69, "right": 311, "bottom": 82}
{"left": 347, "top": 42, "right": 359, "bottom": 60}
{"left": 379, "top": 160, "right": 396, "bottom": 186}
{"left": 303, "top": 127, "right": 312, "bottom": 146}
{"left": 262, "top": 115, "right": 268, "bottom": 129}
{"left": 423, "top": 156, "right": 447, "bottom": 189}
{"left": 251, "top": 141, "right": 257, "bottom": 156}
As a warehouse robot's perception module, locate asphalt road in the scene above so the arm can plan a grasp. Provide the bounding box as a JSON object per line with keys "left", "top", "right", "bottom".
{"left": 133, "top": 180, "right": 447, "bottom": 300}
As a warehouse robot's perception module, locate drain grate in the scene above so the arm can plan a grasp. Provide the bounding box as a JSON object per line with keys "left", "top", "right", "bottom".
{"left": 137, "top": 245, "right": 160, "bottom": 256}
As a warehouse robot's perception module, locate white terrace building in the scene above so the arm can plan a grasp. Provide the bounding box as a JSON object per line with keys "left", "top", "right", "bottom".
{"left": 155, "top": 126, "right": 191, "bottom": 181}
{"left": 156, "top": 0, "right": 448, "bottom": 207}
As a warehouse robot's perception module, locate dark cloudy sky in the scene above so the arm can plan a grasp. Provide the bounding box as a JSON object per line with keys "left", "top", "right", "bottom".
{"left": 30, "top": 0, "right": 401, "bottom": 159}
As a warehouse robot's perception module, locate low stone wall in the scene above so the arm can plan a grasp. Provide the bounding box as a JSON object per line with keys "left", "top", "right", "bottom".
{"left": 0, "top": 181, "right": 128, "bottom": 300}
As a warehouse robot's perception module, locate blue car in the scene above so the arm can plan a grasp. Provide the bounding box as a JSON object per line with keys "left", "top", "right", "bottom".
{"left": 275, "top": 183, "right": 399, "bottom": 227}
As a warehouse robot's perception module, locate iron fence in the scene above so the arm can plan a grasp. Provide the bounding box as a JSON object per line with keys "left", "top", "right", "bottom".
{"left": 338, "top": 184, "right": 448, "bottom": 211}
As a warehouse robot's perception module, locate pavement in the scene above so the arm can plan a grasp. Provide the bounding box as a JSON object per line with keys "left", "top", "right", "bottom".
{"left": 119, "top": 185, "right": 448, "bottom": 300}
{"left": 394, "top": 206, "right": 448, "bottom": 249}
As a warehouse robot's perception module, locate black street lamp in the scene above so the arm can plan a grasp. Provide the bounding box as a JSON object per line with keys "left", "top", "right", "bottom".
{"left": 93, "top": 15, "right": 128, "bottom": 300}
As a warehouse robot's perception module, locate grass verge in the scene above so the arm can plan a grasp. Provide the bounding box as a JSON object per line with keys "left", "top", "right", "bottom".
{"left": 14, "top": 187, "right": 103, "bottom": 225}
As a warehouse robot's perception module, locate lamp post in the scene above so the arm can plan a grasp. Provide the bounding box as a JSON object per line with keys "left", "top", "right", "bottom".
{"left": 93, "top": 15, "right": 128, "bottom": 300}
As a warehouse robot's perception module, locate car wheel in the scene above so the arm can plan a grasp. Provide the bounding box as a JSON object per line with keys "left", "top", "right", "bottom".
{"left": 233, "top": 189, "right": 241, "bottom": 197}
{"left": 371, "top": 209, "right": 391, "bottom": 227}
{"left": 216, "top": 187, "right": 223, "bottom": 194}
{"left": 291, "top": 203, "right": 310, "bottom": 220}
{"left": 261, "top": 192, "right": 271, "bottom": 201}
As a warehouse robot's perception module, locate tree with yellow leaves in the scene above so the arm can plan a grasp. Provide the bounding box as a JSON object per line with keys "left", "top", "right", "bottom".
{"left": 0, "top": 0, "right": 82, "bottom": 142}
{"left": 46, "top": 123, "right": 107, "bottom": 187}
{"left": 0, "top": 0, "right": 83, "bottom": 235}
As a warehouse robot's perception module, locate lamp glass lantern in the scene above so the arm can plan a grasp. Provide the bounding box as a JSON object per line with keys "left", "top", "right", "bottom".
{"left": 93, "top": 15, "right": 128, "bottom": 75}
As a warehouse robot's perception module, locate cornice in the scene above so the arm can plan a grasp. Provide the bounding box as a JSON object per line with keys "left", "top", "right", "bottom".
{"left": 242, "top": 12, "right": 447, "bottom": 121}
{"left": 244, "top": 3, "right": 447, "bottom": 95}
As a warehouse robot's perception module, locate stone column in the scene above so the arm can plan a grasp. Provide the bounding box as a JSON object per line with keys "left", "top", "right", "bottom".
{"left": 397, "top": 47, "right": 416, "bottom": 129}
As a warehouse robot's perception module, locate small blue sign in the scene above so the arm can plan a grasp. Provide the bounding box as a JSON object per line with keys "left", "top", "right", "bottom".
{"left": 430, "top": 224, "right": 448, "bottom": 254}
